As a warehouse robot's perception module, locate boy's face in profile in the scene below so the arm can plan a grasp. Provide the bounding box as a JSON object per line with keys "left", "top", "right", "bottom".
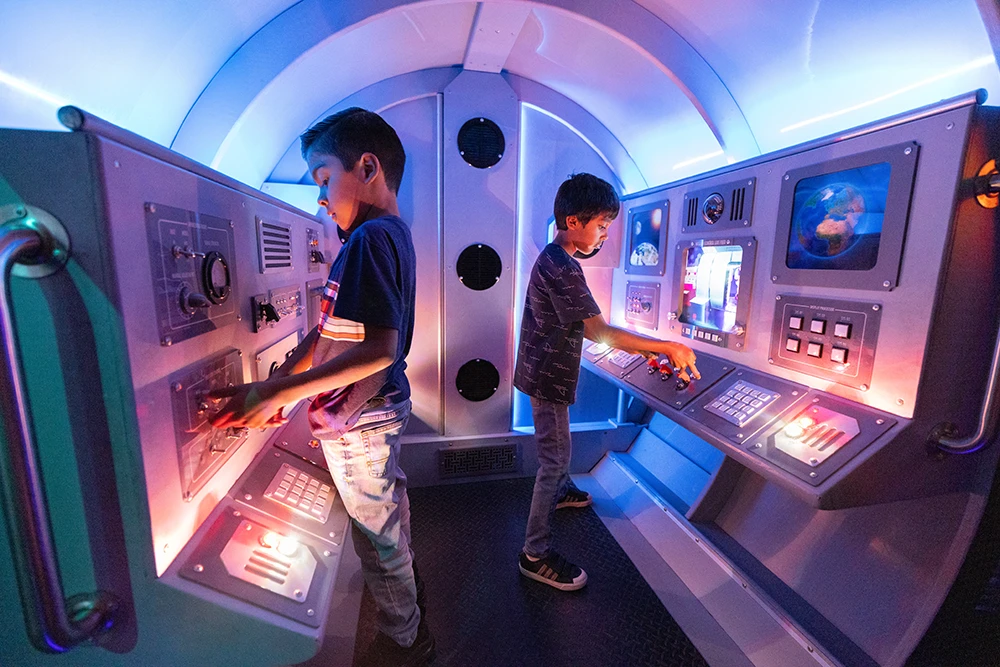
{"left": 308, "top": 149, "right": 364, "bottom": 232}
{"left": 566, "top": 212, "right": 614, "bottom": 255}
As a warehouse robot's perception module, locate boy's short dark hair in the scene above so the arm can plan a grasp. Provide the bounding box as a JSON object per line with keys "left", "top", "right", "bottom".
{"left": 300, "top": 108, "right": 406, "bottom": 194}
{"left": 553, "top": 173, "right": 620, "bottom": 230}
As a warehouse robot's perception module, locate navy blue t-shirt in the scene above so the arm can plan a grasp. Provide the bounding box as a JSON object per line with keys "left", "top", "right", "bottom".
{"left": 513, "top": 243, "right": 601, "bottom": 405}
{"left": 308, "top": 215, "right": 416, "bottom": 438}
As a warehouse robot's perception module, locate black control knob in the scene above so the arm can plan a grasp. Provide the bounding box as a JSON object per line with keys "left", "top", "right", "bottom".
{"left": 260, "top": 302, "right": 280, "bottom": 323}
{"left": 179, "top": 286, "right": 212, "bottom": 314}
{"left": 310, "top": 249, "right": 326, "bottom": 264}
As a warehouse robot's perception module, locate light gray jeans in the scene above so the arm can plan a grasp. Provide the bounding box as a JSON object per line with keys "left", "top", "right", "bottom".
{"left": 523, "top": 396, "right": 573, "bottom": 559}
{"left": 322, "top": 398, "right": 420, "bottom": 646}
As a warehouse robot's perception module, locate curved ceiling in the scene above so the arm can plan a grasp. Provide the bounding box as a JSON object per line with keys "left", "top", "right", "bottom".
{"left": 1, "top": 0, "right": 997, "bottom": 191}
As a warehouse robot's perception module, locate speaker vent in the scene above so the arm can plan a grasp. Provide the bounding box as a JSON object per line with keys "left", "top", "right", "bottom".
{"left": 686, "top": 197, "right": 699, "bottom": 227}
{"left": 257, "top": 218, "right": 292, "bottom": 274}
{"left": 439, "top": 444, "right": 517, "bottom": 478}
{"left": 456, "top": 244, "right": 502, "bottom": 291}
{"left": 730, "top": 187, "right": 746, "bottom": 221}
{"left": 456, "top": 359, "right": 500, "bottom": 402}
{"left": 457, "top": 117, "right": 505, "bottom": 169}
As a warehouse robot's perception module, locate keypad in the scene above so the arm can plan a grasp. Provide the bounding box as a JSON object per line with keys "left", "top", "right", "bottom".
{"left": 264, "top": 464, "right": 335, "bottom": 523}
{"left": 704, "top": 379, "right": 779, "bottom": 427}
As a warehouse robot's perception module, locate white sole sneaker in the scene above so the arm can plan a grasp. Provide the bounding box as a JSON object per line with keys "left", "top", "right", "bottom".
{"left": 519, "top": 559, "right": 588, "bottom": 591}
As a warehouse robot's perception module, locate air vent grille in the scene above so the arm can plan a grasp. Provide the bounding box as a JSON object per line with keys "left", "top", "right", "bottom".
{"left": 257, "top": 218, "right": 293, "bottom": 274}
{"left": 686, "top": 197, "right": 699, "bottom": 227}
{"left": 439, "top": 444, "right": 517, "bottom": 478}
{"left": 730, "top": 187, "right": 746, "bottom": 221}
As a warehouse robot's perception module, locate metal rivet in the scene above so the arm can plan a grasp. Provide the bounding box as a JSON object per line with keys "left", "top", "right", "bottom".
{"left": 244, "top": 494, "right": 252, "bottom": 501}
{"left": 233, "top": 510, "right": 241, "bottom": 517}
{"left": 809, "top": 472, "right": 817, "bottom": 478}
{"left": 245, "top": 524, "right": 252, "bottom": 531}
{"left": 767, "top": 358, "right": 774, "bottom": 364}
{"left": 897, "top": 398, "right": 905, "bottom": 406}
{"left": 904, "top": 147, "right": 912, "bottom": 155}
{"left": 792, "top": 390, "right": 799, "bottom": 395}
{"left": 946, "top": 122, "right": 954, "bottom": 130}
{"left": 329, "top": 532, "right": 336, "bottom": 538}
{"left": 294, "top": 590, "right": 303, "bottom": 599}
{"left": 737, "top": 433, "right": 743, "bottom": 438}
{"left": 873, "top": 305, "right": 880, "bottom": 311}
{"left": 145, "top": 203, "right": 156, "bottom": 213}
{"left": 876, "top": 419, "right": 885, "bottom": 425}
{"left": 113, "top": 160, "right": 121, "bottom": 168}
{"left": 194, "top": 564, "right": 204, "bottom": 573}
{"left": 172, "top": 382, "right": 183, "bottom": 392}
{"left": 323, "top": 550, "right": 331, "bottom": 557}
{"left": 860, "top": 384, "right": 869, "bottom": 391}
{"left": 784, "top": 175, "right": 789, "bottom": 180}
{"left": 162, "top": 337, "right": 172, "bottom": 346}
{"left": 12, "top": 206, "right": 26, "bottom": 218}
{"left": 771, "top": 275, "right": 778, "bottom": 281}
{"left": 748, "top": 180, "right": 753, "bottom": 185}
{"left": 307, "top": 609, "right": 315, "bottom": 617}
{"left": 813, "top": 398, "right": 820, "bottom": 403}
{"left": 883, "top": 281, "right": 891, "bottom": 288}
{"left": 274, "top": 451, "right": 281, "bottom": 457}
{"left": 754, "top": 443, "right": 762, "bottom": 448}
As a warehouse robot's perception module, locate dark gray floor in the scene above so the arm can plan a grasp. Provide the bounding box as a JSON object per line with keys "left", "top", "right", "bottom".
{"left": 352, "top": 477, "right": 709, "bottom": 667}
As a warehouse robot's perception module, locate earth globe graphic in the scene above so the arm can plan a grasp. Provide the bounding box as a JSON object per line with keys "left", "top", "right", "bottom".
{"left": 794, "top": 183, "right": 866, "bottom": 257}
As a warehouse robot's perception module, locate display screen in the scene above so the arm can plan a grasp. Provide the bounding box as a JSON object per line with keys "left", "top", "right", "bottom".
{"left": 679, "top": 244, "right": 743, "bottom": 333}
{"left": 786, "top": 162, "right": 891, "bottom": 271}
{"left": 628, "top": 205, "right": 665, "bottom": 267}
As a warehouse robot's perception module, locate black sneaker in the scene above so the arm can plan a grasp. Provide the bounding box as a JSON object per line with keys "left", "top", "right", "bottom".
{"left": 555, "top": 486, "right": 592, "bottom": 509}
{"left": 358, "top": 616, "right": 436, "bottom": 667}
{"left": 518, "top": 551, "right": 588, "bottom": 591}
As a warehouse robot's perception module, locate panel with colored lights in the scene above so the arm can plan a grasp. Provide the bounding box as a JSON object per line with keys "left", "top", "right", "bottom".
{"left": 671, "top": 236, "right": 757, "bottom": 351}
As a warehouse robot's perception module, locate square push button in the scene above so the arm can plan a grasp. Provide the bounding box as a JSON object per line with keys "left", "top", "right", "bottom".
{"left": 785, "top": 338, "right": 801, "bottom": 353}
{"left": 831, "top": 347, "right": 848, "bottom": 364}
{"left": 834, "top": 322, "right": 852, "bottom": 339}
{"left": 809, "top": 319, "right": 826, "bottom": 334}
{"left": 807, "top": 342, "right": 823, "bottom": 358}
{"left": 788, "top": 316, "right": 803, "bottom": 330}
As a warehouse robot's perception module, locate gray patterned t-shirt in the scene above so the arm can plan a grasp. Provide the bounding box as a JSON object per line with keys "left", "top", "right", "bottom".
{"left": 514, "top": 243, "right": 601, "bottom": 405}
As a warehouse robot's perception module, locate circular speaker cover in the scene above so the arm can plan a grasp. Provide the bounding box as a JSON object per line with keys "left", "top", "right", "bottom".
{"left": 457, "top": 118, "right": 505, "bottom": 169}
{"left": 456, "top": 244, "right": 502, "bottom": 290}
{"left": 456, "top": 359, "right": 500, "bottom": 402}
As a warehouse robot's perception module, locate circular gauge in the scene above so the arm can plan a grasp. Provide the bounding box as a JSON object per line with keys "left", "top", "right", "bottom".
{"left": 702, "top": 193, "right": 725, "bottom": 224}
{"left": 202, "top": 251, "right": 231, "bottom": 305}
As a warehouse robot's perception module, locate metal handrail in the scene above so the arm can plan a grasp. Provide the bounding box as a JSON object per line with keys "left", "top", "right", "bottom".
{"left": 0, "top": 221, "right": 118, "bottom": 651}
{"left": 934, "top": 294, "right": 1000, "bottom": 454}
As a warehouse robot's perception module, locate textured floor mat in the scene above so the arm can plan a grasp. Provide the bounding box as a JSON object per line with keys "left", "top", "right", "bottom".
{"left": 352, "top": 477, "right": 709, "bottom": 667}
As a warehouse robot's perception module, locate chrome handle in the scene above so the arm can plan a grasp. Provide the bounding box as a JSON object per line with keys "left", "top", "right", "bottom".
{"left": 934, "top": 306, "right": 1000, "bottom": 454}
{"left": 0, "top": 218, "right": 118, "bottom": 651}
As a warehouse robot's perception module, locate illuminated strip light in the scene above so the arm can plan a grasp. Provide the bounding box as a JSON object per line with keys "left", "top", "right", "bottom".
{"left": 0, "top": 69, "right": 69, "bottom": 108}
{"left": 672, "top": 149, "right": 724, "bottom": 170}
{"left": 780, "top": 55, "right": 997, "bottom": 134}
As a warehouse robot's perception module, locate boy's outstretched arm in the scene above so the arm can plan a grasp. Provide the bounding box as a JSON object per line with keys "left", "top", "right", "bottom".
{"left": 583, "top": 314, "right": 700, "bottom": 382}
{"left": 208, "top": 324, "right": 398, "bottom": 429}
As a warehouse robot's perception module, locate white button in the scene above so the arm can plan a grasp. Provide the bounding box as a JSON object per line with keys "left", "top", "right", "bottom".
{"left": 807, "top": 342, "right": 823, "bottom": 358}
{"left": 786, "top": 338, "right": 800, "bottom": 352}
{"left": 788, "top": 316, "right": 803, "bottom": 330}
{"left": 834, "top": 323, "right": 851, "bottom": 338}
{"left": 810, "top": 320, "right": 826, "bottom": 334}
{"left": 831, "top": 347, "right": 848, "bottom": 364}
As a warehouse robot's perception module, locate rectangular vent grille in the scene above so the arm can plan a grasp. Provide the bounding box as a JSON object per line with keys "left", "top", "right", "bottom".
{"left": 730, "top": 187, "right": 746, "bottom": 221}
{"left": 257, "top": 218, "right": 293, "bottom": 274}
{"left": 686, "top": 197, "right": 699, "bottom": 227}
{"left": 439, "top": 444, "right": 517, "bottom": 478}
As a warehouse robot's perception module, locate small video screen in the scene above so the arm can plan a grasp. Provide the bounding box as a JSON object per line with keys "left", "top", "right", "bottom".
{"left": 786, "top": 161, "right": 891, "bottom": 271}
{"left": 679, "top": 244, "right": 743, "bottom": 333}
{"left": 628, "top": 204, "right": 665, "bottom": 268}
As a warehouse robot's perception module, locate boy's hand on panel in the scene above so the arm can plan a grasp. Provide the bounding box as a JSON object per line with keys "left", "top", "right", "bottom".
{"left": 658, "top": 342, "right": 700, "bottom": 383}
{"left": 207, "top": 382, "right": 289, "bottom": 430}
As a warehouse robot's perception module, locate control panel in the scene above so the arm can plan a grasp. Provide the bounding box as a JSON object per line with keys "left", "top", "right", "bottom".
{"left": 255, "top": 330, "right": 303, "bottom": 382}
{"left": 169, "top": 349, "right": 249, "bottom": 500}
{"left": 624, "top": 281, "right": 660, "bottom": 329}
{"left": 252, "top": 284, "right": 303, "bottom": 333}
{"left": 682, "top": 177, "right": 757, "bottom": 233}
{"left": 147, "top": 203, "right": 238, "bottom": 346}
{"left": 768, "top": 295, "right": 882, "bottom": 391}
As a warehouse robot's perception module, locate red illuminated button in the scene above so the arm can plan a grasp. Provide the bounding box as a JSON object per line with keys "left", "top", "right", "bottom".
{"left": 807, "top": 342, "right": 823, "bottom": 358}
{"left": 834, "top": 323, "right": 852, "bottom": 339}
{"left": 809, "top": 319, "right": 826, "bottom": 334}
{"left": 830, "top": 347, "right": 848, "bottom": 364}
{"left": 785, "top": 338, "right": 801, "bottom": 353}
{"left": 788, "top": 316, "right": 803, "bottom": 330}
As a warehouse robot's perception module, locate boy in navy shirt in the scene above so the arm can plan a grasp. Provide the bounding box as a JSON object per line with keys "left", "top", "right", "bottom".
{"left": 210, "top": 108, "right": 432, "bottom": 666}
{"left": 514, "top": 173, "right": 699, "bottom": 591}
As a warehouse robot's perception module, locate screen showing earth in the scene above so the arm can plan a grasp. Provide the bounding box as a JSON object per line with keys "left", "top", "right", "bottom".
{"left": 786, "top": 161, "right": 891, "bottom": 271}
{"left": 629, "top": 205, "right": 665, "bottom": 267}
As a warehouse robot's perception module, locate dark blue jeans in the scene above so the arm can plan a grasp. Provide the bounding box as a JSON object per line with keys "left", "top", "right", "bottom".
{"left": 523, "top": 396, "right": 572, "bottom": 559}
{"left": 321, "top": 399, "right": 419, "bottom": 646}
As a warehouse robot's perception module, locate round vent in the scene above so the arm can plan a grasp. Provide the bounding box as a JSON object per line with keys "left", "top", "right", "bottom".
{"left": 456, "top": 359, "right": 500, "bottom": 402}
{"left": 456, "top": 244, "right": 502, "bottom": 290}
{"left": 457, "top": 118, "right": 505, "bottom": 169}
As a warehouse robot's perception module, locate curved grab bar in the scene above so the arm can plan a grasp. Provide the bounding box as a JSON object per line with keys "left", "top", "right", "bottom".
{"left": 0, "top": 221, "right": 118, "bottom": 651}
{"left": 934, "top": 303, "right": 1000, "bottom": 454}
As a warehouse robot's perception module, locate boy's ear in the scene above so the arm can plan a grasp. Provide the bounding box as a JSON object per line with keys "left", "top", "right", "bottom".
{"left": 359, "top": 153, "right": 380, "bottom": 184}
{"left": 565, "top": 214, "right": 579, "bottom": 229}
